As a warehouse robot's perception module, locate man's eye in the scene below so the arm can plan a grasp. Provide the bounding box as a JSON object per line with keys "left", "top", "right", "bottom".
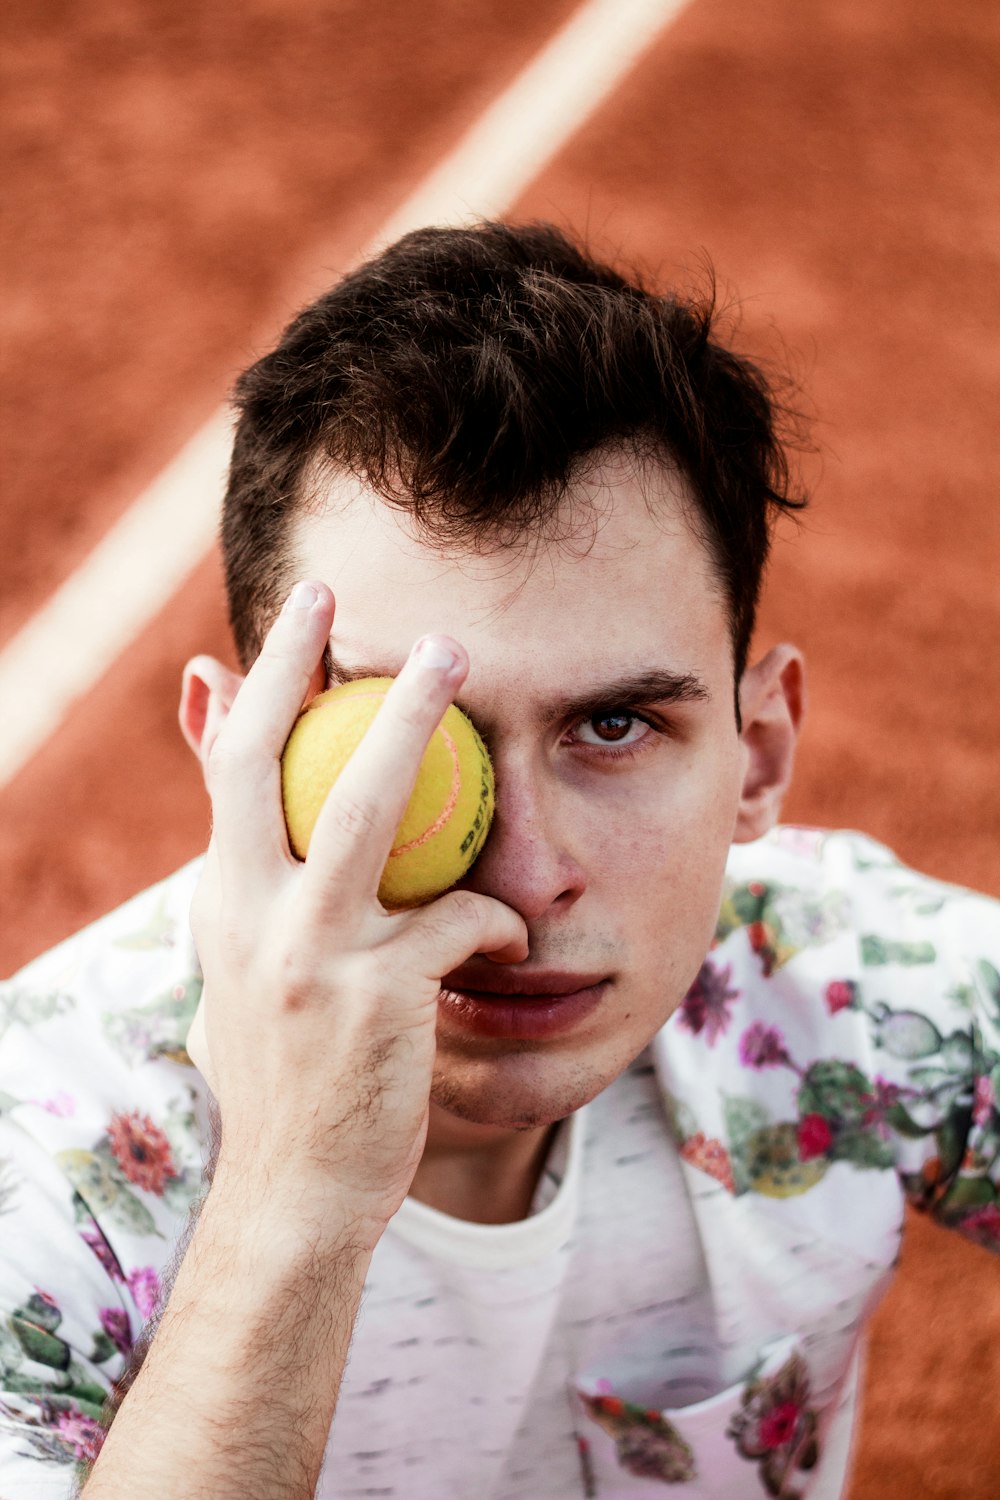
{"left": 573, "top": 712, "right": 650, "bottom": 748}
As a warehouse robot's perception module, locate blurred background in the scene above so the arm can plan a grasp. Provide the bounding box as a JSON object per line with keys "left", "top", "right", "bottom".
{"left": 2, "top": 1, "right": 998, "bottom": 1494}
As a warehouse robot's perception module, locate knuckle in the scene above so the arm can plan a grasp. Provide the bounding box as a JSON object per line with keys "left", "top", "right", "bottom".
{"left": 393, "top": 692, "right": 439, "bottom": 736}
{"left": 398, "top": 687, "right": 455, "bottom": 746}
{"left": 273, "top": 947, "right": 317, "bottom": 1011}
{"left": 436, "top": 889, "right": 485, "bottom": 929}
{"left": 258, "top": 639, "right": 310, "bottom": 683}
{"left": 328, "top": 791, "right": 382, "bottom": 844}
{"left": 409, "top": 891, "right": 488, "bottom": 954}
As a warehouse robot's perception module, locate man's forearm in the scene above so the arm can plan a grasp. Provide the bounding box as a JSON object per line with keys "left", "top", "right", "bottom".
{"left": 83, "top": 1173, "right": 374, "bottom": 1500}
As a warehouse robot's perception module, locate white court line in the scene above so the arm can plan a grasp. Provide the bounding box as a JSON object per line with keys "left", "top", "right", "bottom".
{"left": 0, "top": 0, "right": 691, "bottom": 788}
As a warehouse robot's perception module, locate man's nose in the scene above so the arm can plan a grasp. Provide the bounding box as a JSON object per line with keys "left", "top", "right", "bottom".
{"left": 458, "top": 756, "right": 587, "bottom": 923}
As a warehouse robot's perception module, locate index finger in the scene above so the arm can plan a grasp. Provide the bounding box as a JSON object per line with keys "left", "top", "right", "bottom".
{"left": 302, "top": 634, "right": 469, "bottom": 912}
{"left": 207, "top": 581, "right": 335, "bottom": 877}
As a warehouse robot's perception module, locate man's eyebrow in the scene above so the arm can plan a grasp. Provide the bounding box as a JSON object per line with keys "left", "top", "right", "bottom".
{"left": 323, "top": 647, "right": 398, "bottom": 688}
{"left": 548, "top": 669, "right": 711, "bottom": 719}
{"left": 323, "top": 648, "right": 710, "bottom": 719}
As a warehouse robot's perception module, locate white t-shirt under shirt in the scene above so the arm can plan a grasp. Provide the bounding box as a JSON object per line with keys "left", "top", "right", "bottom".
{"left": 331, "top": 1049, "right": 715, "bottom": 1498}
{"left": 325, "top": 1048, "right": 853, "bottom": 1499}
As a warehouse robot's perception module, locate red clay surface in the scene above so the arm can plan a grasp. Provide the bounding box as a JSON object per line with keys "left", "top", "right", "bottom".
{"left": 0, "top": 0, "right": 580, "bottom": 649}
{"left": 2, "top": 1, "right": 998, "bottom": 1495}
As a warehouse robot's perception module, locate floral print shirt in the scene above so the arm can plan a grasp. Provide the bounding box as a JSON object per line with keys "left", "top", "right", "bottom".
{"left": 0, "top": 827, "right": 998, "bottom": 1498}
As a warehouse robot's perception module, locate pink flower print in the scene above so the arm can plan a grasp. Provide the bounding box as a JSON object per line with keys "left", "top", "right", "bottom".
{"left": 107, "top": 1110, "right": 177, "bottom": 1195}
{"left": 738, "top": 1022, "right": 790, "bottom": 1069}
{"left": 758, "top": 1400, "right": 803, "bottom": 1450}
{"left": 797, "top": 1114, "right": 833, "bottom": 1161}
{"left": 56, "top": 1409, "right": 105, "bottom": 1462}
{"left": 127, "top": 1265, "right": 162, "bottom": 1320}
{"left": 678, "top": 960, "right": 740, "bottom": 1045}
{"left": 862, "top": 1076, "right": 908, "bottom": 1133}
{"left": 972, "top": 1074, "right": 995, "bottom": 1128}
{"left": 80, "top": 1222, "right": 125, "bottom": 1283}
{"left": 959, "top": 1202, "right": 1000, "bottom": 1249}
{"left": 727, "top": 1348, "right": 818, "bottom": 1491}
{"left": 33, "top": 1090, "right": 76, "bottom": 1117}
{"left": 99, "top": 1305, "right": 133, "bottom": 1357}
{"left": 824, "top": 979, "right": 857, "bottom": 1015}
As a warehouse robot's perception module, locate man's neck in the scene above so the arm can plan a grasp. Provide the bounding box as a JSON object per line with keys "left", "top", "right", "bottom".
{"left": 408, "top": 1108, "right": 562, "bottom": 1225}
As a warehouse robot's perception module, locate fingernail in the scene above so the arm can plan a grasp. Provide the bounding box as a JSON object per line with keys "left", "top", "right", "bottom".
{"left": 415, "top": 636, "right": 458, "bottom": 671}
{"left": 286, "top": 581, "right": 319, "bottom": 611}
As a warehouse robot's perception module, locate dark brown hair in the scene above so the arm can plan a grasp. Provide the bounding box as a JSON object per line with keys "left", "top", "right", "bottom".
{"left": 221, "top": 221, "right": 804, "bottom": 682}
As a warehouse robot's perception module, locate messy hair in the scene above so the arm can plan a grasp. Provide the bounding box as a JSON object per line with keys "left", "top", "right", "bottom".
{"left": 221, "top": 220, "right": 804, "bottom": 682}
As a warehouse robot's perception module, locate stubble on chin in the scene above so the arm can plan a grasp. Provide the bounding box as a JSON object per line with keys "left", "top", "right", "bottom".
{"left": 428, "top": 1052, "right": 620, "bottom": 1133}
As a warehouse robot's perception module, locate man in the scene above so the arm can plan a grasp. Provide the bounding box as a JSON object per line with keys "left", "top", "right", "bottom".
{"left": 1, "top": 222, "right": 997, "bottom": 1500}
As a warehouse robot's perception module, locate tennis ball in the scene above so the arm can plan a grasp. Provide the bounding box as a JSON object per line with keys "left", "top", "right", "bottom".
{"left": 280, "top": 676, "right": 494, "bottom": 907}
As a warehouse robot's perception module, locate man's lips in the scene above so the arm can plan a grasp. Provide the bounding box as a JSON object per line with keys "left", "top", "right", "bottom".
{"left": 436, "top": 968, "right": 612, "bottom": 1041}
{"left": 439, "top": 966, "right": 611, "bottom": 999}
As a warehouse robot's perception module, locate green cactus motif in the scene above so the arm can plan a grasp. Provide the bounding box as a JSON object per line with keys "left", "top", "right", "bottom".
{"left": 716, "top": 880, "right": 847, "bottom": 976}
{"left": 977, "top": 960, "right": 1000, "bottom": 1024}
{"left": 9, "top": 1293, "right": 70, "bottom": 1372}
{"left": 102, "top": 973, "right": 203, "bottom": 1066}
{"left": 55, "top": 1149, "right": 160, "bottom": 1238}
{"left": 723, "top": 1094, "right": 773, "bottom": 1195}
{"left": 869, "top": 1006, "right": 943, "bottom": 1059}
{"left": 796, "top": 1059, "right": 896, "bottom": 1169}
{"left": 0, "top": 986, "right": 75, "bottom": 1042}
{"left": 17, "top": 1292, "right": 61, "bottom": 1333}
{"left": 745, "top": 1123, "right": 828, "bottom": 1198}
{"left": 10, "top": 1317, "right": 71, "bottom": 1372}
{"left": 851, "top": 845, "right": 903, "bottom": 873}
{"left": 860, "top": 936, "right": 937, "bottom": 967}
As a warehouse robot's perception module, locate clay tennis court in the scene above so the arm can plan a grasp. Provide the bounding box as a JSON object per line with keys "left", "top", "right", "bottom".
{"left": 2, "top": 0, "right": 998, "bottom": 1494}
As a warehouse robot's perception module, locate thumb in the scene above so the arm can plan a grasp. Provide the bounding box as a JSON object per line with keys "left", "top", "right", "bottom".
{"left": 404, "top": 890, "right": 529, "bottom": 980}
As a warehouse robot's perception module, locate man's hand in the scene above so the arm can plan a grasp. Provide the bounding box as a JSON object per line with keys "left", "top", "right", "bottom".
{"left": 82, "top": 582, "right": 528, "bottom": 1500}
{"left": 187, "top": 578, "right": 527, "bottom": 1244}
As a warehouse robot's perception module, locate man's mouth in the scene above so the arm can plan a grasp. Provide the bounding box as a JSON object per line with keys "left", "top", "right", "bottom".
{"left": 437, "top": 967, "right": 612, "bottom": 1040}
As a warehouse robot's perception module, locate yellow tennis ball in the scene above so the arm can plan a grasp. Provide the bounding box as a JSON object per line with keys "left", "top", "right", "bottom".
{"left": 280, "top": 677, "right": 494, "bottom": 907}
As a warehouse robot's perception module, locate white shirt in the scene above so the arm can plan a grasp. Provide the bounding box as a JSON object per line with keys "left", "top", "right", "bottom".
{"left": 326, "top": 1050, "right": 718, "bottom": 1498}
{"left": 1, "top": 828, "right": 997, "bottom": 1498}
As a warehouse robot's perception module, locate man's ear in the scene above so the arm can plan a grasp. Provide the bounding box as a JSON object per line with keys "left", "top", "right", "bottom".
{"left": 178, "top": 656, "right": 245, "bottom": 787}
{"left": 732, "top": 644, "right": 806, "bottom": 844}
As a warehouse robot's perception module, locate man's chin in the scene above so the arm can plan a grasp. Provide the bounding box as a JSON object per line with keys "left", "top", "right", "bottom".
{"left": 429, "top": 1055, "right": 610, "bottom": 1133}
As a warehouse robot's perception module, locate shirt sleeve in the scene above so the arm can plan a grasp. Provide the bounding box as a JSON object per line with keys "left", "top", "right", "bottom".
{"left": 0, "top": 862, "right": 209, "bottom": 1494}
{"left": 847, "top": 841, "right": 1000, "bottom": 1252}
{"left": 0, "top": 1110, "right": 125, "bottom": 1495}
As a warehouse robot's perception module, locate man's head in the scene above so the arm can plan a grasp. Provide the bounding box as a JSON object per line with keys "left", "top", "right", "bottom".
{"left": 219, "top": 221, "right": 802, "bottom": 693}
{"left": 181, "top": 221, "right": 806, "bottom": 1134}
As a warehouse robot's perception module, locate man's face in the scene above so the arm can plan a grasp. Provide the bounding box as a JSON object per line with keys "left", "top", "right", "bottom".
{"left": 290, "top": 457, "right": 746, "bottom": 1131}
